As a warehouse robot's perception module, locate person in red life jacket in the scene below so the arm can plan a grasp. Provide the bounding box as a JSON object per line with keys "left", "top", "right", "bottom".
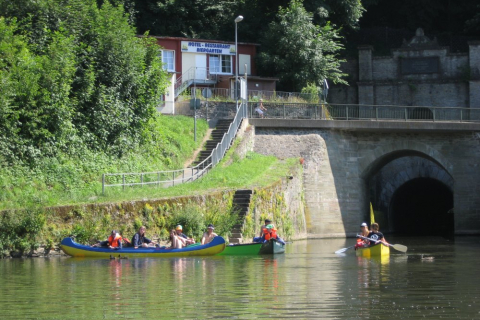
{"left": 355, "top": 222, "right": 370, "bottom": 250}
{"left": 253, "top": 218, "right": 272, "bottom": 243}
{"left": 92, "top": 230, "right": 122, "bottom": 249}
{"left": 262, "top": 224, "right": 286, "bottom": 245}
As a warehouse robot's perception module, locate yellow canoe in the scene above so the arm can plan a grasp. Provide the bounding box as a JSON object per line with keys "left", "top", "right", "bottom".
{"left": 60, "top": 236, "right": 225, "bottom": 258}
{"left": 355, "top": 243, "right": 390, "bottom": 258}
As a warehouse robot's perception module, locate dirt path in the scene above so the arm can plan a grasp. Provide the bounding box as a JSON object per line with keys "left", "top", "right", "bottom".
{"left": 183, "top": 128, "right": 213, "bottom": 168}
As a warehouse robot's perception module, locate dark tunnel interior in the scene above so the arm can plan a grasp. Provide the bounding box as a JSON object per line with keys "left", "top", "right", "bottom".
{"left": 389, "top": 177, "right": 454, "bottom": 236}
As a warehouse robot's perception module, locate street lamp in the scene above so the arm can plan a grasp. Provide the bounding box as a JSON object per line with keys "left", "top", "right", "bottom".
{"left": 234, "top": 15, "right": 243, "bottom": 107}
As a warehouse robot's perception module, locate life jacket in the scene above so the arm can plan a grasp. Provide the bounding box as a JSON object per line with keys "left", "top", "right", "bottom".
{"left": 108, "top": 233, "right": 122, "bottom": 247}
{"left": 354, "top": 238, "right": 363, "bottom": 249}
{"left": 122, "top": 237, "right": 131, "bottom": 247}
{"left": 263, "top": 227, "right": 277, "bottom": 241}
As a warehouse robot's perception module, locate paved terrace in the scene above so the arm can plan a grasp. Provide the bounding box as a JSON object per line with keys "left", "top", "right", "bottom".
{"left": 249, "top": 119, "right": 480, "bottom": 132}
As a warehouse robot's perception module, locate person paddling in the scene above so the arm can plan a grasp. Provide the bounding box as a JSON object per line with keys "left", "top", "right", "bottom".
{"left": 367, "top": 223, "right": 389, "bottom": 246}
{"left": 355, "top": 222, "right": 370, "bottom": 250}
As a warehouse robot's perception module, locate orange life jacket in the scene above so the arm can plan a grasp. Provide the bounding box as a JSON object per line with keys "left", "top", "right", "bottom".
{"left": 263, "top": 228, "right": 277, "bottom": 241}
{"left": 108, "top": 234, "right": 122, "bottom": 247}
{"left": 122, "top": 237, "right": 131, "bottom": 247}
{"left": 355, "top": 238, "right": 363, "bottom": 249}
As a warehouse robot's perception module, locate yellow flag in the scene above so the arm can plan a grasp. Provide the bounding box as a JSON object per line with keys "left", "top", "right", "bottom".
{"left": 370, "top": 202, "right": 375, "bottom": 224}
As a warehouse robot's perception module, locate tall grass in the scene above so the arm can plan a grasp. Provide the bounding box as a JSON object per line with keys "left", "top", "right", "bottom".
{"left": 100, "top": 149, "right": 296, "bottom": 203}
{"left": 0, "top": 115, "right": 209, "bottom": 210}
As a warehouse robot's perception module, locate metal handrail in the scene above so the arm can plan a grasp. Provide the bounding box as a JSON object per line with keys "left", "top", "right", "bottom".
{"left": 102, "top": 101, "right": 248, "bottom": 194}
{"left": 178, "top": 88, "right": 321, "bottom": 102}
{"left": 174, "top": 67, "right": 217, "bottom": 97}
{"left": 248, "top": 102, "right": 480, "bottom": 123}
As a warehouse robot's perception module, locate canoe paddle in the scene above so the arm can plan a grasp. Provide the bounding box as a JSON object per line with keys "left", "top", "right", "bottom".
{"left": 357, "top": 235, "right": 408, "bottom": 253}
{"left": 335, "top": 245, "right": 355, "bottom": 254}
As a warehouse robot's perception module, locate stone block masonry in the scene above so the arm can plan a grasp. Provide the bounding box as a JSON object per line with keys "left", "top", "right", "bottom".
{"left": 253, "top": 125, "right": 480, "bottom": 237}
{"left": 330, "top": 29, "right": 480, "bottom": 109}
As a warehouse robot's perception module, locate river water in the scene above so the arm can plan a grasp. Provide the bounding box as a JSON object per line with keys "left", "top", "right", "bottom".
{"left": 1, "top": 236, "right": 480, "bottom": 319}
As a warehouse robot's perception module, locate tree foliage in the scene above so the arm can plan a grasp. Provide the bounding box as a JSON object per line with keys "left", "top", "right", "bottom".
{"left": 359, "top": 0, "right": 479, "bottom": 36}
{"left": 0, "top": 0, "right": 168, "bottom": 165}
{"left": 257, "top": 0, "right": 346, "bottom": 92}
{"left": 129, "top": 0, "right": 241, "bottom": 40}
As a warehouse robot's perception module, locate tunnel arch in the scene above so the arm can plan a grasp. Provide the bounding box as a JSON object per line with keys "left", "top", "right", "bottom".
{"left": 359, "top": 141, "right": 453, "bottom": 180}
{"left": 376, "top": 157, "right": 453, "bottom": 213}
{"left": 359, "top": 144, "right": 454, "bottom": 235}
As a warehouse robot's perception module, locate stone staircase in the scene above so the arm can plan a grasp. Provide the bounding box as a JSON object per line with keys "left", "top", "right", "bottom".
{"left": 228, "top": 189, "right": 253, "bottom": 244}
{"left": 193, "top": 119, "right": 233, "bottom": 166}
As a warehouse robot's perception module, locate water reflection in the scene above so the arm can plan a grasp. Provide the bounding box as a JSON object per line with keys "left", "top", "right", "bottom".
{"left": 1, "top": 237, "right": 480, "bottom": 319}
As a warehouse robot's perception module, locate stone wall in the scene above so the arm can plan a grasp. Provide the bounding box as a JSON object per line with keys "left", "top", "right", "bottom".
{"left": 253, "top": 127, "right": 480, "bottom": 237}
{"left": 330, "top": 29, "right": 480, "bottom": 108}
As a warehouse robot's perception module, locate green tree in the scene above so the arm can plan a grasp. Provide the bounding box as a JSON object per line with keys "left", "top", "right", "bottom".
{"left": 0, "top": 17, "right": 77, "bottom": 163}
{"left": 129, "top": 0, "right": 365, "bottom": 44}
{"left": 0, "top": 0, "right": 168, "bottom": 163}
{"left": 130, "top": 0, "right": 240, "bottom": 39}
{"left": 465, "top": 4, "right": 480, "bottom": 34}
{"left": 304, "top": 0, "right": 365, "bottom": 30}
{"left": 257, "top": 0, "right": 346, "bottom": 92}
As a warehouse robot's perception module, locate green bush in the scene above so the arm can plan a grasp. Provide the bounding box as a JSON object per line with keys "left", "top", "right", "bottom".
{"left": 169, "top": 203, "right": 206, "bottom": 240}
{"left": 0, "top": 208, "right": 46, "bottom": 257}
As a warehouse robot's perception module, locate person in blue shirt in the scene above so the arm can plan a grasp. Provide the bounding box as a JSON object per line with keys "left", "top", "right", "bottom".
{"left": 131, "top": 226, "right": 157, "bottom": 248}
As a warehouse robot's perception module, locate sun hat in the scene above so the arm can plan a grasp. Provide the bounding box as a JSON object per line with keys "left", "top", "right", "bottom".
{"left": 266, "top": 224, "right": 274, "bottom": 229}
{"left": 175, "top": 225, "right": 183, "bottom": 231}
{"left": 207, "top": 224, "right": 215, "bottom": 230}
{"left": 360, "top": 222, "right": 368, "bottom": 227}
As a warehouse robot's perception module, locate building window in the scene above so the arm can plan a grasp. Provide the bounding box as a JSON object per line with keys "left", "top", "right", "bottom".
{"left": 209, "top": 55, "right": 232, "bottom": 74}
{"left": 160, "top": 50, "right": 175, "bottom": 72}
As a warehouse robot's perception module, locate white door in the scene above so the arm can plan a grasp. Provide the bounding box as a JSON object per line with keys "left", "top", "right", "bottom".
{"left": 195, "top": 55, "right": 207, "bottom": 80}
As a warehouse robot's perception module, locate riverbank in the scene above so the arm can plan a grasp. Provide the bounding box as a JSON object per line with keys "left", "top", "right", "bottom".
{"left": 1, "top": 153, "right": 305, "bottom": 259}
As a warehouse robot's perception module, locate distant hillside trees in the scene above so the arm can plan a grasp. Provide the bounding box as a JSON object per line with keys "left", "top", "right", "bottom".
{"left": 128, "top": 0, "right": 361, "bottom": 92}
{"left": 257, "top": 0, "right": 347, "bottom": 92}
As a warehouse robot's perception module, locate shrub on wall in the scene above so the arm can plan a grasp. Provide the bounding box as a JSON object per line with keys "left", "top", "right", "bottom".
{"left": 0, "top": 208, "right": 46, "bottom": 257}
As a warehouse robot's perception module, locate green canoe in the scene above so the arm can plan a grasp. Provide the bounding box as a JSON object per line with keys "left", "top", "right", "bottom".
{"left": 217, "top": 242, "right": 263, "bottom": 256}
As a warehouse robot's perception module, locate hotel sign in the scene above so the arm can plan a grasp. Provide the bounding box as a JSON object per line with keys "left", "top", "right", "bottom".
{"left": 181, "top": 41, "right": 235, "bottom": 55}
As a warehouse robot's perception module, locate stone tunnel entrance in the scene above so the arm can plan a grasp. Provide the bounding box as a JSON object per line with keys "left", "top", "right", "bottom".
{"left": 389, "top": 177, "right": 454, "bottom": 236}
{"left": 367, "top": 155, "right": 454, "bottom": 237}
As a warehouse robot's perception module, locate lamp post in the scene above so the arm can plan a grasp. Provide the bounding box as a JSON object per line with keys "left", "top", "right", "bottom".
{"left": 234, "top": 15, "right": 243, "bottom": 108}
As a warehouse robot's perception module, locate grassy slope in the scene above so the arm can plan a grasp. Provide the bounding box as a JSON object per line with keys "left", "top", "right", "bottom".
{"left": 1, "top": 113, "right": 296, "bottom": 210}
{"left": 0, "top": 115, "right": 209, "bottom": 210}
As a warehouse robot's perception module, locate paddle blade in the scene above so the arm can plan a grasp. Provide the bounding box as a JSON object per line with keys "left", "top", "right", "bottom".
{"left": 391, "top": 243, "right": 408, "bottom": 253}
{"left": 335, "top": 246, "right": 353, "bottom": 254}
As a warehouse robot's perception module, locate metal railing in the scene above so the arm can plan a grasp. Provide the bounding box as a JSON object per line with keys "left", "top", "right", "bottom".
{"left": 248, "top": 102, "right": 480, "bottom": 122}
{"left": 178, "top": 88, "right": 320, "bottom": 103}
{"left": 174, "top": 67, "right": 217, "bottom": 98}
{"left": 101, "top": 101, "right": 248, "bottom": 194}
{"left": 102, "top": 102, "right": 478, "bottom": 193}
